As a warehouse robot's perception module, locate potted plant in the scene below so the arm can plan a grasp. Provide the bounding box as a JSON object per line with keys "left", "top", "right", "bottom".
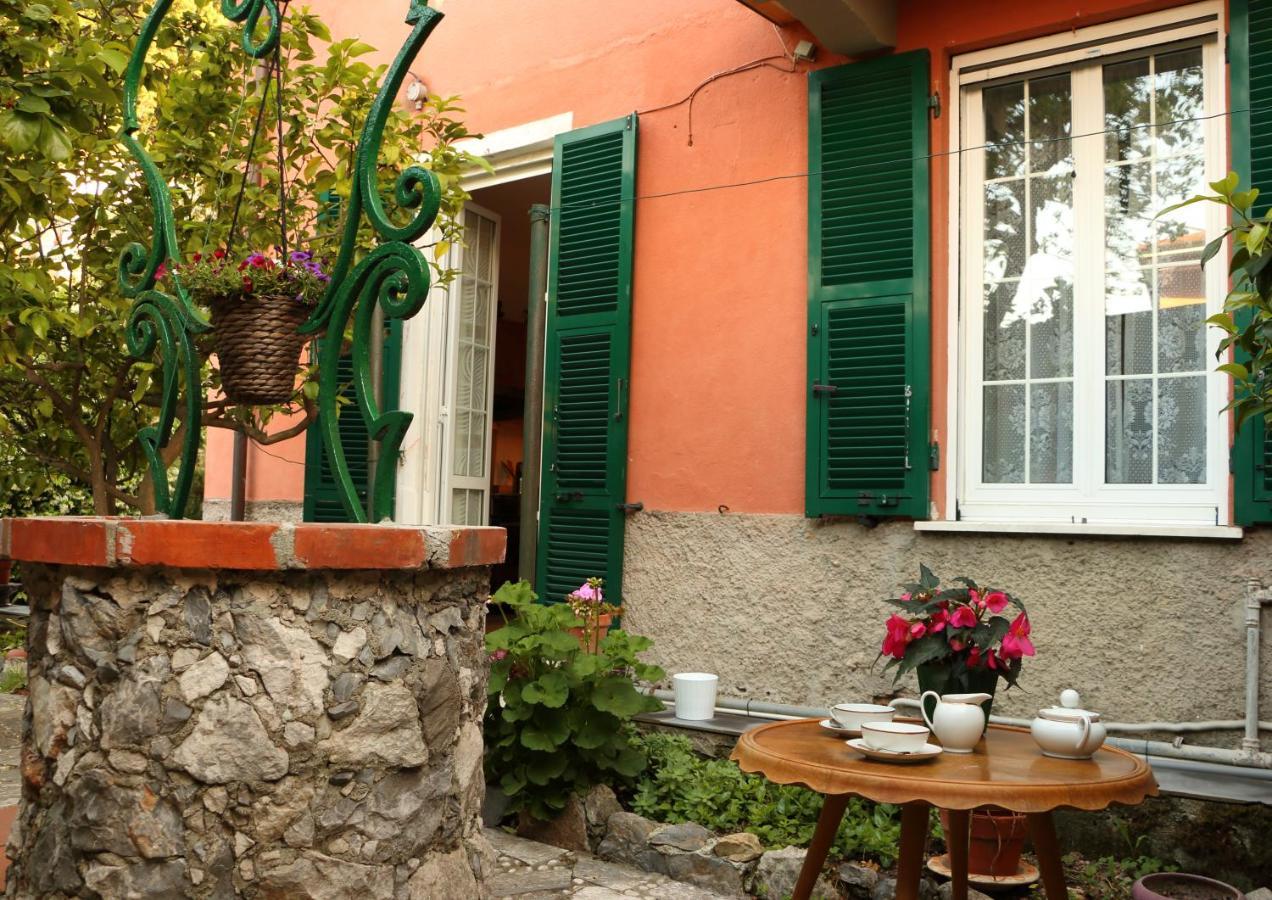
{"left": 173, "top": 248, "right": 330, "bottom": 405}
{"left": 1132, "top": 873, "right": 1242, "bottom": 899}
{"left": 565, "top": 578, "right": 622, "bottom": 653}
{"left": 484, "top": 580, "right": 664, "bottom": 841}
{"left": 877, "top": 565, "right": 1034, "bottom": 725}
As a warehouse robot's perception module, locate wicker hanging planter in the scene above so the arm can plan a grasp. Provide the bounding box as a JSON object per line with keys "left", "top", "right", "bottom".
{"left": 209, "top": 291, "right": 311, "bottom": 405}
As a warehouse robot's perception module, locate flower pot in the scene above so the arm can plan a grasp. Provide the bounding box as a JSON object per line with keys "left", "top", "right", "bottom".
{"left": 940, "top": 808, "right": 1028, "bottom": 877}
{"left": 568, "top": 613, "right": 612, "bottom": 653}
{"left": 209, "top": 292, "right": 311, "bottom": 405}
{"left": 918, "top": 662, "right": 998, "bottom": 729}
{"left": 1131, "top": 874, "right": 1243, "bottom": 900}
{"left": 0, "top": 561, "right": 10, "bottom": 586}
{"left": 1139, "top": 874, "right": 1236, "bottom": 894}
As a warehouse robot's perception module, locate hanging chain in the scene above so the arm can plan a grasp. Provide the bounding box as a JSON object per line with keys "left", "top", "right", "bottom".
{"left": 273, "top": 0, "right": 292, "bottom": 257}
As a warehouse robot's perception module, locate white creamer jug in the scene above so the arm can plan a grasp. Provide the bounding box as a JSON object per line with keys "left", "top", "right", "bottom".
{"left": 919, "top": 691, "right": 992, "bottom": 753}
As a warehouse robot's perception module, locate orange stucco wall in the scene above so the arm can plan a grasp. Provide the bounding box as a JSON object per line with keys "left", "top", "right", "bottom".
{"left": 208, "top": 0, "right": 1209, "bottom": 518}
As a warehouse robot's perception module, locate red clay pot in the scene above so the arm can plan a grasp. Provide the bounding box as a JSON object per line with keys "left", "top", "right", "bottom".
{"left": 569, "top": 613, "right": 613, "bottom": 653}
{"left": 1132, "top": 873, "right": 1243, "bottom": 900}
{"left": 941, "top": 808, "right": 1028, "bottom": 877}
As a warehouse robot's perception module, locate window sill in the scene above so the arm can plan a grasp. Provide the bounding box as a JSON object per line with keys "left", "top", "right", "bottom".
{"left": 913, "top": 520, "right": 1244, "bottom": 540}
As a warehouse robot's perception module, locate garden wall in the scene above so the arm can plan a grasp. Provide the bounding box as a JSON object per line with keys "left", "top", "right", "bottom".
{"left": 624, "top": 512, "right": 1272, "bottom": 729}
{"left": 0, "top": 518, "right": 504, "bottom": 899}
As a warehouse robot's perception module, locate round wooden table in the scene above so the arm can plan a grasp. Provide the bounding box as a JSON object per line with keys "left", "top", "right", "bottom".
{"left": 731, "top": 719, "right": 1157, "bottom": 900}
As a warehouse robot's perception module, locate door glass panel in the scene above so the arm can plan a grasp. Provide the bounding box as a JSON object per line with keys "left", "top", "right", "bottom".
{"left": 980, "top": 73, "right": 1074, "bottom": 484}
{"left": 1102, "top": 48, "right": 1208, "bottom": 484}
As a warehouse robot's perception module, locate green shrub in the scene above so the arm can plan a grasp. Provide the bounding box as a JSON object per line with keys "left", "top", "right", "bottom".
{"left": 484, "top": 580, "right": 665, "bottom": 822}
{"left": 630, "top": 732, "right": 903, "bottom": 867}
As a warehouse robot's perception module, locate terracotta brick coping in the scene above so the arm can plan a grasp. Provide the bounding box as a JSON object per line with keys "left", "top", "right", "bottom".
{"left": 0, "top": 518, "right": 506, "bottom": 572}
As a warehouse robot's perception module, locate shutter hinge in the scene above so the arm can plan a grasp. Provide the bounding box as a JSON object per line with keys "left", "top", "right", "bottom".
{"left": 929, "top": 91, "right": 941, "bottom": 119}
{"left": 1225, "top": 34, "right": 1230, "bottom": 63}
{"left": 929, "top": 441, "right": 940, "bottom": 472}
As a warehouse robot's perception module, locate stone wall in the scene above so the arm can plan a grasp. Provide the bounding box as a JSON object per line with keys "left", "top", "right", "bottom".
{"left": 1, "top": 519, "right": 503, "bottom": 900}
{"left": 623, "top": 511, "right": 1272, "bottom": 730}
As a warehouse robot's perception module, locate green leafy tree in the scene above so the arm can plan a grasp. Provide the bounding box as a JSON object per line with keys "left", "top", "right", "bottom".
{"left": 0, "top": 0, "right": 479, "bottom": 514}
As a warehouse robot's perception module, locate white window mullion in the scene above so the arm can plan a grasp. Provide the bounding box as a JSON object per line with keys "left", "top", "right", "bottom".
{"left": 1072, "top": 62, "right": 1105, "bottom": 506}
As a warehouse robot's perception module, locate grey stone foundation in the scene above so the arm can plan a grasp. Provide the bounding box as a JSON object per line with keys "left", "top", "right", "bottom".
{"left": 6, "top": 563, "right": 493, "bottom": 899}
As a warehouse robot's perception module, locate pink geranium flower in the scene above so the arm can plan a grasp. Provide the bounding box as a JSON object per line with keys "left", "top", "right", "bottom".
{"left": 949, "top": 604, "right": 978, "bottom": 629}
{"left": 984, "top": 591, "right": 1010, "bottom": 614}
{"left": 1000, "top": 612, "right": 1035, "bottom": 659}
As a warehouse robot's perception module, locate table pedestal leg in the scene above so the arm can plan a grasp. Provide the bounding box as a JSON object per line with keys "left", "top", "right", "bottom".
{"left": 792, "top": 794, "right": 849, "bottom": 900}
{"left": 1026, "top": 812, "right": 1068, "bottom": 899}
{"left": 945, "top": 809, "right": 970, "bottom": 900}
{"left": 896, "top": 802, "right": 930, "bottom": 900}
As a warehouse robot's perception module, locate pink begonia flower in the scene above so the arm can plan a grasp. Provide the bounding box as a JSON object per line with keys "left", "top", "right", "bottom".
{"left": 949, "top": 604, "right": 978, "bottom": 629}
{"left": 1000, "top": 612, "right": 1035, "bottom": 659}
{"left": 882, "top": 614, "right": 912, "bottom": 659}
{"left": 900, "top": 592, "right": 912, "bottom": 602}
{"left": 929, "top": 609, "right": 949, "bottom": 633}
{"left": 969, "top": 588, "right": 984, "bottom": 610}
{"left": 909, "top": 621, "right": 927, "bottom": 640}
{"left": 984, "top": 591, "right": 1010, "bottom": 614}
{"left": 948, "top": 638, "right": 965, "bottom": 652}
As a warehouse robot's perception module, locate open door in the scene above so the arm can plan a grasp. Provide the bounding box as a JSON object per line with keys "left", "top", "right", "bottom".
{"left": 536, "top": 115, "right": 638, "bottom": 603}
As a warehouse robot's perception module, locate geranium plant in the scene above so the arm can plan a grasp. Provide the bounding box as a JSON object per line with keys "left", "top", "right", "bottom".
{"left": 171, "top": 248, "right": 331, "bottom": 307}
{"left": 485, "top": 580, "right": 665, "bottom": 822}
{"left": 877, "top": 565, "right": 1034, "bottom": 691}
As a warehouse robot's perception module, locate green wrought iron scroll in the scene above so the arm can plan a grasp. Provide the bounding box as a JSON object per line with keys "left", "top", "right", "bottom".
{"left": 118, "top": 0, "right": 442, "bottom": 520}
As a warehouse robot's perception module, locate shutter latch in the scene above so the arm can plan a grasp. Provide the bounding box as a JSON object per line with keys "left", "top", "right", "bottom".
{"left": 929, "top": 91, "right": 941, "bottom": 119}
{"left": 617, "top": 502, "right": 644, "bottom": 513}
{"left": 929, "top": 441, "right": 940, "bottom": 471}
{"left": 812, "top": 384, "right": 838, "bottom": 396}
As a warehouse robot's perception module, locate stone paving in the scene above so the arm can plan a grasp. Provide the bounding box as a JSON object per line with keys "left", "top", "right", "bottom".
{"left": 487, "top": 828, "right": 735, "bottom": 899}
{"left": 0, "top": 693, "right": 21, "bottom": 807}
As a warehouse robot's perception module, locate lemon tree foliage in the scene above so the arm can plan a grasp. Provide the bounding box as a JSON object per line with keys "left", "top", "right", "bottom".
{"left": 484, "top": 581, "right": 666, "bottom": 822}
{"left": 0, "top": 0, "right": 479, "bottom": 514}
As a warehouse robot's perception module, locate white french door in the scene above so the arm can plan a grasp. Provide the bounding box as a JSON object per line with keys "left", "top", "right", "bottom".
{"left": 957, "top": 11, "right": 1228, "bottom": 527}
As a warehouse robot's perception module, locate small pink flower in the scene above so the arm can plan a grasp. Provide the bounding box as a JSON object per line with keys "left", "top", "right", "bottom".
{"left": 970, "top": 588, "right": 985, "bottom": 610}
{"left": 909, "top": 621, "right": 927, "bottom": 640}
{"left": 949, "top": 638, "right": 965, "bottom": 652}
{"left": 1000, "top": 612, "right": 1035, "bottom": 659}
{"left": 949, "top": 604, "right": 978, "bottom": 629}
{"left": 882, "top": 614, "right": 912, "bottom": 659}
{"left": 900, "top": 592, "right": 912, "bottom": 602}
{"left": 489, "top": 649, "right": 507, "bottom": 661}
{"left": 984, "top": 591, "right": 1010, "bottom": 614}
{"left": 929, "top": 609, "right": 949, "bottom": 633}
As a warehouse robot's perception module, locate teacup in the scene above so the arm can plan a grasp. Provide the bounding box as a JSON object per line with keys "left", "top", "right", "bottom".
{"left": 829, "top": 703, "right": 895, "bottom": 730}
{"left": 860, "top": 721, "right": 930, "bottom": 753}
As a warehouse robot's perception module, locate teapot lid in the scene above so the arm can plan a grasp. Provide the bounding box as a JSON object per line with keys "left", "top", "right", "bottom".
{"left": 1038, "top": 689, "right": 1101, "bottom": 723}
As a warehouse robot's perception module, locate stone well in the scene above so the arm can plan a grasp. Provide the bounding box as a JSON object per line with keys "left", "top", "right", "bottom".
{"left": 0, "top": 517, "right": 505, "bottom": 899}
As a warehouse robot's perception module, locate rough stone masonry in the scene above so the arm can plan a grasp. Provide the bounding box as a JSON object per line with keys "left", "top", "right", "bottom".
{"left": 4, "top": 549, "right": 495, "bottom": 899}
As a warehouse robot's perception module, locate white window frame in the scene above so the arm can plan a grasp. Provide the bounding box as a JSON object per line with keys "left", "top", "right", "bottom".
{"left": 939, "top": 2, "right": 1233, "bottom": 533}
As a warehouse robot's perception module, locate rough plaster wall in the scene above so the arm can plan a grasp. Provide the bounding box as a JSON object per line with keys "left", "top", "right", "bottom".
{"left": 623, "top": 512, "right": 1272, "bottom": 732}
{"left": 202, "top": 499, "right": 304, "bottom": 523}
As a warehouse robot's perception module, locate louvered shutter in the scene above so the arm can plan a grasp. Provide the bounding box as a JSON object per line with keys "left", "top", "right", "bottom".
{"left": 536, "top": 115, "right": 636, "bottom": 602}
{"left": 1231, "top": 0, "right": 1272, "bottom": 524}
{"left": 805, "top": 51, "right": 931, "bottom": 519}
{"left": 303, "top": 321, "right": 403, "bottom": 523}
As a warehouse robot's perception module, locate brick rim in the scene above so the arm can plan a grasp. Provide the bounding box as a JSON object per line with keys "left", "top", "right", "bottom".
{"left": 0, "top": 518, "right": 506, "bottom": 571}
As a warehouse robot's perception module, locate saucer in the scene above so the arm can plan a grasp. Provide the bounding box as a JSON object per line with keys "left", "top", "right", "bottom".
{"left": 927, "top": 854, "right": 1039, "bottom": 891}
{"left": 819, "top": 719, "right": 861, "bottom": 736}
{"left": 846, "top": 738, "right": 942, "bottom": 763}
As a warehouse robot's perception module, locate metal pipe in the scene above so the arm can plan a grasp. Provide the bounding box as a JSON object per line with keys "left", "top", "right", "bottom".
{"left": 653, "top": 690, "right": 1272, "bottom": 770}
{"left": 366, "top": 304, "right": 385, "bottom": 521}
{"left": 518, "top": 204, "right": 550, "bottom": 582}
{"left": 230, "top": 432, "right": 248, "bottom": 521}
{"left": 1244, "top": 581, "right": 1272, "bottom": 753}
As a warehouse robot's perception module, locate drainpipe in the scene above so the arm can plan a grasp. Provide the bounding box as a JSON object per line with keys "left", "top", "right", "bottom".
{"left": 518, "top": 204, "right": 550, "bottom": 582}
{"left": 230, "top": 433, "right": 248, "bottom": 521}
{"left": 1245, "top": 581, "right": 1272, "bottom": 753}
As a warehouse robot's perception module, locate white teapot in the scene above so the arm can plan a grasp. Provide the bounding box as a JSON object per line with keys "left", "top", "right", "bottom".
{"left": 1031, "top": 690, "right": 1107, "bottom": 759}
{"left": 919, "top": 691, "right": 992, "bottom": 753}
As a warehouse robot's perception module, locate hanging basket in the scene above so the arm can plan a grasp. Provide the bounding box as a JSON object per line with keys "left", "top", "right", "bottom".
{"left": 209, "top": 292, "right": 311, "bottom": 405}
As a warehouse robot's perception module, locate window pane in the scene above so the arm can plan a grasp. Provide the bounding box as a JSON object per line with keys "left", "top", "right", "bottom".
{"left": 1158, "top": 265, "right": 1206, "bottom": 373}
{"left": 1158, "top": 376, "right": 1206, "bottom": 484}
{"left": 1031, "top": 173, "right": 1074, "bottom": 262}
{"left": 1155, "top": 152, "right": 1207, "bottom": 266}
{"left": 1106, "top": 294, "right": 1154, "bottom": 376}
{"left": 984, "top": 281, "right": 1026, "bottom": 381}
{"left": 1104, "top": 57, "right": 1152, "bottom": 162}
{"left": 1030, "top": 382, "right": 1073, "bottom": 484}
{"left": 1106, "top": 379, "right": 1154, "bottom": 483}
{"left": 1154, "top": 48, "right": 1204, "bottom": 156}
{"left": 984, "top": 384, "right": 1026, "bottom": 483}
{"left": 984, "top": 82, "right": 1025, "bottom": 179}
{"left": 1105, "top": 162, "right": 1154, "bottom": 273}
{"left": 1029, "top": 74, "right": 1073, "bottom": 174}
{"left": 984, "top": 180, "right": 1026, "bottom": 281}
{"left": 452, "top": 410, "right": 471, "bottom": 477}
{"left": 1030, "top": 280, "right": 1073, "bottom": 379}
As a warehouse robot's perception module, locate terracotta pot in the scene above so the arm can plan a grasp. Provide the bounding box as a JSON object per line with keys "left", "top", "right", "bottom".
{"left": 569, "top": 613, "right": 612, "bottom": 653}
{"left": 1132, "top": 873, "right": 1243, "bottom": 900}
{"left": 0, "top": 561, "right": 10, "bottom": 585}
{"left": 940, "top": 807, "right": 1027, "bottom": 877}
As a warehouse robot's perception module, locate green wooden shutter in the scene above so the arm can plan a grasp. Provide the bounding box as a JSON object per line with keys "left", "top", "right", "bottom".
{"left": 805, "top": 51, "right": 931, "bottom": 519}
{"left": 303, "top": 320, "right": 403, "bottom": 523}
{"left": 1231, "top": 0, "right": 1272, "bottom": 524}
{"left": 536, "top": 115, "right": 637, "bottom": 602}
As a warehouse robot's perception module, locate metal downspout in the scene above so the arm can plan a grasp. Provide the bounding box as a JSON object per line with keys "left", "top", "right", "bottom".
{"left": 1244, "top": 580, "right": 1272, "bottom": 753}
{"left": 519, "top": 204, "right": 550, "bottom": 582}
{"left": 230, "top": 433, "right": 248, "bottom": 521}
